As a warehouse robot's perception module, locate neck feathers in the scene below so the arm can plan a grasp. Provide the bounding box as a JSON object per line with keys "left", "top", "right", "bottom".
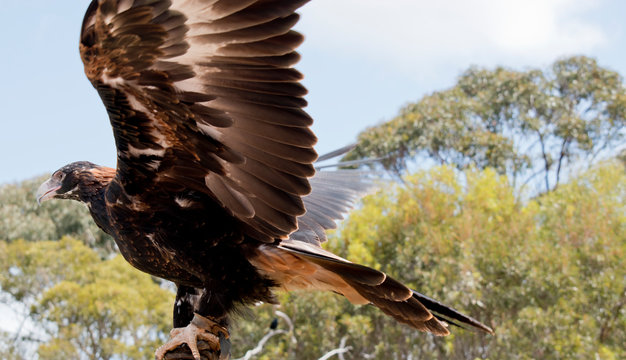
{"left": 78, "top": 167, "right": 115, "bottom": 200}
{"left": 79, "top": 166, "right": 116, "bottom": 234}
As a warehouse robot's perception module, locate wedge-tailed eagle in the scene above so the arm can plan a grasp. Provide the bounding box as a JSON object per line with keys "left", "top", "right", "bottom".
{"left": 36, "top": 1, "right": 493, "bottom": 358}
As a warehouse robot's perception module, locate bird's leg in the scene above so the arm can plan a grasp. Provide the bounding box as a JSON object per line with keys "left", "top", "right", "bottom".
{"left": 156, "top": 288, "right": 231, "bottom": 360}
{"left": 174, "top": 285, "right": 198, "bottom": 328}
{"left": 155, "top": 312, "right": 228, "bottom": 360}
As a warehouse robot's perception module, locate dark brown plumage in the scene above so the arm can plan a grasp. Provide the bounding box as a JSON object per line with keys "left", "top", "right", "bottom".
{"left": 36, "top": 1, "right": 492, "bottom": 358}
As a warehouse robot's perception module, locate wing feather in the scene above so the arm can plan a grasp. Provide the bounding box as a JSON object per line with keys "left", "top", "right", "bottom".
{"left": 215, "top": 30, "right": 303, "bottom": 57}
{"left": 233, "top": 117, "right": 315, "bottom": 147}
{"left": 291, "top": 170, "right": 378, "bottom": 244}
{"left": 209, "top": 98, "right": 313, "bottom": 126}
{"left": 226, "top": 139, "right": 315, "bottom": 177}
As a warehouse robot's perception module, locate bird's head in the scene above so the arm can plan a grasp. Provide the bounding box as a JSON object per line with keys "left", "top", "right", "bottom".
{"left": 36, "top": 161, "right": 111, "bottom": 204}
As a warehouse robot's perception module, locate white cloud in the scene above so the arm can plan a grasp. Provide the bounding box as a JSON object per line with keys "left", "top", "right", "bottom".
{"left": 298, "top": 0, "right": 608, "bottom": 75}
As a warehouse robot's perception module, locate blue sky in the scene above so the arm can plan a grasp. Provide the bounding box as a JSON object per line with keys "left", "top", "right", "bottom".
{"left": 1, "top": 0, "right": 625, "bottom": 184}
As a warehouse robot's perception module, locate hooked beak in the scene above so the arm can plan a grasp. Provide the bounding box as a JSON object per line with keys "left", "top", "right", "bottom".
{"left": 36, "top": 178, "right": 62, "bottom": 205}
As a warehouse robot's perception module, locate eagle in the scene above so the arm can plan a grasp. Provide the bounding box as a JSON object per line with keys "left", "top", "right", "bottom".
{"left": 36, "top": 1, "right": 493, "bottom": 359}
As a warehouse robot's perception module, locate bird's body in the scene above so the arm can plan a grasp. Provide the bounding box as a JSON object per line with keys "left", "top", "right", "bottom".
{"left": 72, "top": 163, "right": 278, "bottom": 318}
{"left": 37, "top": 0, "right": 492, "bottom": 358}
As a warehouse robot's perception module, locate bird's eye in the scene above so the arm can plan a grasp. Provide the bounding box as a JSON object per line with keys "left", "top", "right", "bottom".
{"left": 53, "top": 172, "right": 65, "bottom": 181}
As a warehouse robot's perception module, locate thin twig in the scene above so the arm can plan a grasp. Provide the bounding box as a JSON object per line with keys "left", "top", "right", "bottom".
{"left": 233, "top": 329, "right": 289, "bottom": 360}
{"left": 274, "top": 310, "right": 297, "bottom": 345}
{"left": 554, "top": 137, "right": 570, "bottom": 191}
{"left": 233, "top": 309, "right": 297, "bottom": 360}
{"left": 317, "top": 336, "right": 352, "bottom": 360}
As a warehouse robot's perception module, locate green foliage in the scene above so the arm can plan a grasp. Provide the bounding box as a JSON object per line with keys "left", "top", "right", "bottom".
{"left": 0, "top": 238, "right": 172, "bottom": 360}
{"left": 347, "top": 56, "right": 626, "bottom": 193}
{"left": 0, "top": 175, "right": 113, "bottom": 251}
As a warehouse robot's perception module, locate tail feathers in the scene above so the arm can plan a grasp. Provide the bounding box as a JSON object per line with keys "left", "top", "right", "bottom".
{"left": 344, "top": 278, "right": 494, "bottom": 336}
{"left": 266, "top": 241, "right": 493, "bottom": 336}
{"left": 412, "top": 290, "right": 494, "bottom": 334}
{"left": 344, "top": 277, "right": 450, "bottom": 335}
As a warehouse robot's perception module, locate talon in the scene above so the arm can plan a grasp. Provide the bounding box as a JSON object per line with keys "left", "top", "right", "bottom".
{"left": 155, "top": 322, "right": 220, "bottom": 360}
{"left": 155, "top": 314, "right": 229, "bottom": 360}
{"left": 192, "top": 313, "right": 230, "bottom": 339}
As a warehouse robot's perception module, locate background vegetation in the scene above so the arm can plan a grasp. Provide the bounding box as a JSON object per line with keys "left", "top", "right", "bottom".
{"left": 1, "top": 56, "right": 624, "bottom": 359}
{"left": 346, "top": 56, "right": 625, "bottom": 194}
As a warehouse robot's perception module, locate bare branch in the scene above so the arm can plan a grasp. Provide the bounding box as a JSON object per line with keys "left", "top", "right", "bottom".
{"left": 537, "top": 131, "right": 551, "bottom": 192}
{"left": 274, "top": 310, "right": 297, "bottom": 345}
{"left": 554, "top": 137, "right": 570, "bottom": 190}
{"left": 318, "top": 336, "right": 352, "bottom": 360}
{"left": 234, "top": 329, "right": 289, "bottom": 360}
{"left": 233, "top": 310, "right": 297, "bottom": 360}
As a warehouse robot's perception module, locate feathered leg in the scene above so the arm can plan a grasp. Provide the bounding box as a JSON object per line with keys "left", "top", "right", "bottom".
{"left": 174, "top": 285, "right": 198, "bottom": 328}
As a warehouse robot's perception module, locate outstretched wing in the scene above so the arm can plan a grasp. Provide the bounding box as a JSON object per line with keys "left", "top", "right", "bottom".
{"left": 80, "top": 0, "right": 316, "bottom": 242}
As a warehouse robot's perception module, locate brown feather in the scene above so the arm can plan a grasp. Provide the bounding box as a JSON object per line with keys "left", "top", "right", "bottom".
{"left": 233, "top": 117, "right": 316, "bottom": 147}
{"left": 217, "top": 31, "right": 304, "bottom": 57}
{"left": 194, "top": 14, "right": 300, "bottom": 45}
